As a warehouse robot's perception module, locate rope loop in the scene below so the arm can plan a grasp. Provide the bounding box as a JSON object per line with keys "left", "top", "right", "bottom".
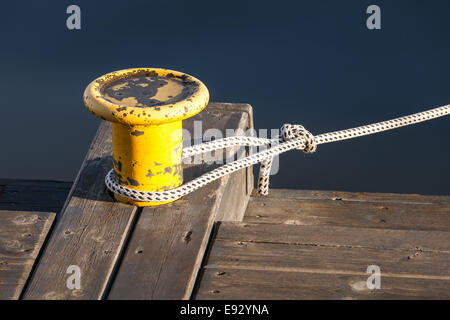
{"left": 280, "top": 124, "right": 317, "bottom": 153}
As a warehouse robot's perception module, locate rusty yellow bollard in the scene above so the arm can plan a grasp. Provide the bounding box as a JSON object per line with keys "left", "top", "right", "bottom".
{"left": 83, "top": 68, "right": 209, "bottom": 206}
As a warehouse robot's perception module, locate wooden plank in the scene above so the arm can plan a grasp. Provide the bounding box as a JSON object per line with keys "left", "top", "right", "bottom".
{"left": 108, "top": 103, "right": 253, "bottom": 300}
{"left": 0, "top": 211, "right": 55, "bottom": 299}
{"left": 245, "top": 190, "right": 450, "bottom": 231}
{"left": 0, "top": 180, "right": 71, "bottom": 213}
{"left": 215, "top": 167, "right": 252, "bottom": 222}
{"left": 255, "top": 189, "right": 450, "bottom": 205}
{"left": 214, "top": 103, "right": 253, "bottom": 222}
{"left": 203, "top": 240, "right": 450, "bottom": 278}
{"left": 214, "top": 222, "right": 450, "bottom": 252}
{"left": 23, "top": 121, "right": 139, "bottom": 300}
{"left": 194, "top": 222, "right": 450, "bottom": 299}
{"left": 195, "top": 268, "right": 450, "bottom": 300}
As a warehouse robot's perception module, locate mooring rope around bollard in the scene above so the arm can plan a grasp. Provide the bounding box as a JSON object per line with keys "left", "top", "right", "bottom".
{"left": 105, "top": 104, "right": 450, "bottom": 203}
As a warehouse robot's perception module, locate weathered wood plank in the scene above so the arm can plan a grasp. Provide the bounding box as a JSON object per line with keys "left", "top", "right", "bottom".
{"left": 108, "top": 103, "right": 253, "bottom": 300}
{"left": 202, "top": 240, "right": 450, "bottom": 278}
{"left": 214, "top": 222, "right": 450, "bottom": 252}
{"left": 215, "top": 167, "right": 252, "bottom": 222}
{"left": 245, "top": 190, "right": 450, "bottom": 231}
{"left": 0, "top": 211, "right": 55, "bottom": 299}
{"left": 195, "top": 268, "right": 450, "bottom": 300}
{"left": 194, "top": 222, "right": 450, "bottom": 299}
{"left": 214, "top": 104, "right": 253, "bottom": 221}
{"left": 254, "top": 189, "right": 450, "bottom": 205}
{"left": 23, "top": 121, "right": 139, "bottom": 300}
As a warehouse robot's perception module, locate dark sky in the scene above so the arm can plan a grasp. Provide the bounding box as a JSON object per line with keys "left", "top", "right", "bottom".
{"left": 0, "top": 0, "right": 449, "bottom": 195}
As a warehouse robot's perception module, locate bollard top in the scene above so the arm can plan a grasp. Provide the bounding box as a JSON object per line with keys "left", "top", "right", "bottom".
{"left": 83, "top": 68, "right": 209, "bottom": 125}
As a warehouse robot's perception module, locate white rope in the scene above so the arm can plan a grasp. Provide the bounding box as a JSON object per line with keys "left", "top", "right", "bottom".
{"left": 105, "top": 104, "right": 450, "bottom": 202}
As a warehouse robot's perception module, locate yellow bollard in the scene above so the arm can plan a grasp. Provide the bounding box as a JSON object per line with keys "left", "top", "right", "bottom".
{"left": 83, "top": 68, "right": 209, "bottom": 206}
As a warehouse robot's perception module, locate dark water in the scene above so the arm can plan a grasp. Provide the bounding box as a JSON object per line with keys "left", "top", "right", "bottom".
{"left": 1, "top": 0, "right": 449, "bottom": 195}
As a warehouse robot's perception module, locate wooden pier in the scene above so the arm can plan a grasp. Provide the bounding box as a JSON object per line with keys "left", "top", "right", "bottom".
{"left": 1, "top": 103, "right": 449, "bottom": 300}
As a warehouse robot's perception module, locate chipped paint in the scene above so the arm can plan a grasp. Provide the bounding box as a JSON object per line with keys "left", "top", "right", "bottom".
{"left": 131, "top": 130, "right": 144, "bottom": 137}
{"left": 163, "top": 166, "right": 173, "bottom": 175}
{"left": 127, "top": 177, "right": 140, "bottom": 187}
{"left": 172, "top": 164, "right": 182, "bottom": 177}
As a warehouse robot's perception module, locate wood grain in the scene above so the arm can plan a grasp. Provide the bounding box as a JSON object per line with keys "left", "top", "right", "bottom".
{"left": 0, "top": 210, "right": 55, "bottom": 299}
{"left": 195, "top": 222, "right": 450, "bottom": 299}
{"left": 253, "top": 189, "right": 450, "bottom": 205}
{"left": 215, "top": 222, "right": 450, "bottom": 252}
{"left": 203, "top": 239, "right": 450, "bottom": 278}
{"left": 245, "top": 189, "right": 450, "bottom": 231}
{"left": 196, "top": 267, "right": 450, "bottom": 300}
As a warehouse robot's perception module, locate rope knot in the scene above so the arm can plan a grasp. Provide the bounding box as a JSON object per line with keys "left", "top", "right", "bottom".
{"left": 280, "top": 124, "right": 317, "bottom": 153}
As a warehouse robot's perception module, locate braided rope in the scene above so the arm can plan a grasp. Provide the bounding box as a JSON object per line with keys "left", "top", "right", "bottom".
{"left": 105, "top": 104, "right": 450, "bottom": 202}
